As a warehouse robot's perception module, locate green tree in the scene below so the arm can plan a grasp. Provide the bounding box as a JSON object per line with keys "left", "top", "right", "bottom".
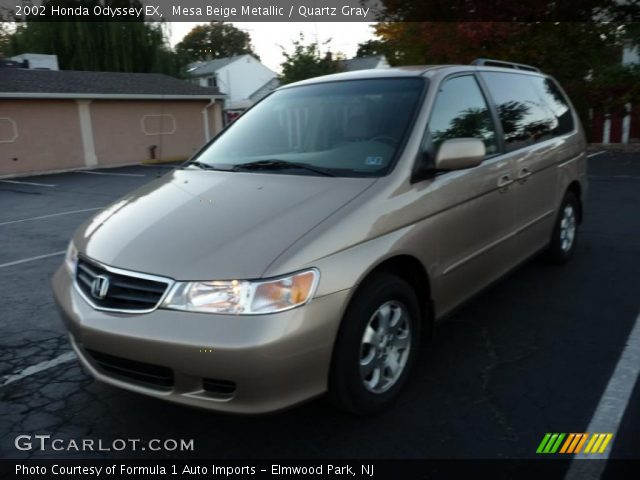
{"left": 355, "top": 39, "right": 391, "bottom": 58}
{"left": 176, "top": 22, "right": 257, "bottom": 63}
{"left": 622, "top": 23, "right": 640, "bottom": 51}
{"left": 587, "top": 63, "right": 640, "bottom": 112}
{"left": 6, "top": 0, "right": 183, "bottom": 75}
{"left": 0, "top": 3, "right": 13, "bottom": 56}
{"left": 0, "top": 25, "right": 9, "bottom": 57}
{"left": 279, "top": 34, "right": 338, "bottom": 85}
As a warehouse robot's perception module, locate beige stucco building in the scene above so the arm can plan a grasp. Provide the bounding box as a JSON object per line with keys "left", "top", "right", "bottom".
{"left": 0, "top": 69, "right": 225, "bottom": 177}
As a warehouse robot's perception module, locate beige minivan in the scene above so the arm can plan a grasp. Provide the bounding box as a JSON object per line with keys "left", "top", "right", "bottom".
{"left": 53, "top": 59, "right": 587, "bottom": 415}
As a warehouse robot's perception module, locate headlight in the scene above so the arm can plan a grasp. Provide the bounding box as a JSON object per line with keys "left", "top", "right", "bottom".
{"left": 65, "top": 242, "right": 78, "bottom": 274}
{"left": 161, "top": 269, "right": 319, "bottom": 315}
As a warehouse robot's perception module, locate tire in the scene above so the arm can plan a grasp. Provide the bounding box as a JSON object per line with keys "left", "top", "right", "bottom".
{"left": 546, "top": 191, "right": 580, "bottom": 264}
{"left": 328, "top": 272, "right": 422, "bottom": 415}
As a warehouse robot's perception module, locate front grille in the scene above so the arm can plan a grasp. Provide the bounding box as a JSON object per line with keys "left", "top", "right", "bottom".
{"left": 85, "top": 349, "right": 174, "bottom": 389}
{"left": 75, "top": 257, "right": 169, "bottom": 312}
{"left": 202, "top": 378, "right": 237, "bottom": 398}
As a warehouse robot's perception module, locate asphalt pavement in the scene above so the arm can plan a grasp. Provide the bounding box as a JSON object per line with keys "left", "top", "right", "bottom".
{"left": 0, "top": 154, "right": 638, "bottom": 467}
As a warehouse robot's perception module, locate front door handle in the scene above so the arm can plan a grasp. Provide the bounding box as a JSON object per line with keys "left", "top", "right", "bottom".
{"left": 518, "top": 167, "right": 532, "bottom": 183}
{"left": 497, "top": 174, "right": 513, "bottom": 192}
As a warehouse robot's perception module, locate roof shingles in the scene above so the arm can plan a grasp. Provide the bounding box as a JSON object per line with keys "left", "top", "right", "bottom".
{"left": 0, "top": 69, "right": 222, "bottom": 97}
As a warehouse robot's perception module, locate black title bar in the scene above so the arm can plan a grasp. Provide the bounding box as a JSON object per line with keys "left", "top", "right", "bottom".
{"left": 1, "top": 0, "right": 639, "bottom": 22}
{"left": 3, "top": 459, "right": 640, "bottom": 480}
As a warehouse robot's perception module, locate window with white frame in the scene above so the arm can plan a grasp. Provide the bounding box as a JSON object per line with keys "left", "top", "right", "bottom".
{"left": 141, "top": 114, "right": 176, "bottom": 135}
{"left": 0, "top": 118, "right": 18, "bottom": 143}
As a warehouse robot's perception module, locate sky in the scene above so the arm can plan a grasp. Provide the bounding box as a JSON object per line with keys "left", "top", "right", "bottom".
{"left": 166, "top": 22, "right": 377, "bottom": 73}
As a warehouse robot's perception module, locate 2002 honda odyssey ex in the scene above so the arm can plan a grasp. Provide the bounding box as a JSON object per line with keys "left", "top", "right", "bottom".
{"left": 53, "top": 59, "right": 587, "bottom": 415}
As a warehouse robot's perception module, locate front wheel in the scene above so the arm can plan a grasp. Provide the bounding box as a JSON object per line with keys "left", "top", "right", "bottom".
{"left": 546, "top": 191, "right": 580, "bottom": 264}
{"left": 328, "top": 273, "right": 421, "bottom": 415}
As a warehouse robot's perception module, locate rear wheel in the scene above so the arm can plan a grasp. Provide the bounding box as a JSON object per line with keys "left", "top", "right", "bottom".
{"left": 329, "top": 272, "right": 421, "bottom": 415}
{"left": 547, "top": 191, "right": 580, "bottom": 264}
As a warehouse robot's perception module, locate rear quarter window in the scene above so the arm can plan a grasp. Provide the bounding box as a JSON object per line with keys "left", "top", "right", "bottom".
{"left": 480, "top": 72, "right": 572, "bottom": 152}
{"left": 528, "top": 76, "right": 575, "bottom": 136}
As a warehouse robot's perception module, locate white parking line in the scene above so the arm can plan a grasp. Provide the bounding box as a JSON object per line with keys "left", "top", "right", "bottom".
{"left": 565, "top": 312, "right": 640, "bottom": 479}
{"left": 0, "top": 179, "right": 56, "bottom": 187}
{"left": 0, "top": 251, "right": 65, "bottom": 269}
{"left": 1, "top": 351, "right": 76, "bottom": 388}
{"left": 0, "top": 207, "right": 103, "bottom": 226}
{"left": 587, "top": 151, "right": 606, "bottom": 158}
{"left": 79, "top": 171, "right": 145, "bottom": 177}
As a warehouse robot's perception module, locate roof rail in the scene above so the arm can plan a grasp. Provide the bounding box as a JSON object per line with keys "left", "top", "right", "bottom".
{"left": 471, "top": 58, "right": 540, "bottom": 73}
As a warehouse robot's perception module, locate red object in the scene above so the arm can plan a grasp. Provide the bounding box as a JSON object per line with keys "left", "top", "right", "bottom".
{"left": 590, "top": 104, "right": 637, "bottom": 143}
{"left": 224, "top": 110, "right": 242, "bottom": 125}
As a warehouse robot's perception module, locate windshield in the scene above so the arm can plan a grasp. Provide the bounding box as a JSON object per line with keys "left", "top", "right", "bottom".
{"left": 193, "top": 78, "right": 426, "bottom": 177}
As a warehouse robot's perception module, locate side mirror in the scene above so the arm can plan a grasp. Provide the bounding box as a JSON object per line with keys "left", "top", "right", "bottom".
{"left": 435, "top": 138, "right": 486, "bottom": 171}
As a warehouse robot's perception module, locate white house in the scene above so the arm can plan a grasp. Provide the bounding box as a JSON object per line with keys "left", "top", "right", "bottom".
{"left": 9, "top": 53, "right": 60, "bottom": 70}
{"left": 187, "top": 54, "right": 278, "bottom": 114}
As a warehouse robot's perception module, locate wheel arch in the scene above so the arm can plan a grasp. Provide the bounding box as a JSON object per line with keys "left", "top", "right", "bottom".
{"left": 351, "top": 254, "right": 434, "bottom": 336}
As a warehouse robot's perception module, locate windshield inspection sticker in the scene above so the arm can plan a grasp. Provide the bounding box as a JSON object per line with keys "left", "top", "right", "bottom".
{"left": 365, "top": 156, "right": 384, "bottom": 166}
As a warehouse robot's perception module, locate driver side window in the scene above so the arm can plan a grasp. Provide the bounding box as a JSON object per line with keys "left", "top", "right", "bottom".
{"left": 425, "top": 75, "right": 498, "bottom": 160}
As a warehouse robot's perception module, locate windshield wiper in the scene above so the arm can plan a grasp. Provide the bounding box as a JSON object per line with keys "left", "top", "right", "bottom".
{"left": 232, "top": 159, "right": 335, "bottom": 177}
{"left": 182, "top": 160, "right": 225, "bottom": 171}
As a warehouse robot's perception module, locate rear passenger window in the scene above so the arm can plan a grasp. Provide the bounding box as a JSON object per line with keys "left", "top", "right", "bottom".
{"left": 426, "top": 75, "right": 498, "bottom": 157}
{"left": 529, "top": 77, "right": 575, "bottom": 136}
{"left": 480, "top": 72, "right": 556, "bottom": 151}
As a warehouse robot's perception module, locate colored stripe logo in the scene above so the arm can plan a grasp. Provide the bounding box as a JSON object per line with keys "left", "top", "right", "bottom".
{"left": 536, "top": 433, "right": 613, "bottom": 454}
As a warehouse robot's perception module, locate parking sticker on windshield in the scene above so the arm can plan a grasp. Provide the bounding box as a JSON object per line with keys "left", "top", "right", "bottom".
{"left": 365, "top": 156, "right": 383, "bottom": 166}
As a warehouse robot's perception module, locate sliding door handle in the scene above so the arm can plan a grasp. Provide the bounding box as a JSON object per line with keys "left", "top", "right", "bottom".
{"left": 518, "top": 167, "right": 532, "bottom": 183}
{"left": 497, "top": 174, "right": 513, "bottom": 191}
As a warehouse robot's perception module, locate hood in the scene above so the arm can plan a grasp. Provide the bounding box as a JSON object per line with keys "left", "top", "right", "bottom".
{"left": 74, "top": 169, "right": 376, "bottom": 280}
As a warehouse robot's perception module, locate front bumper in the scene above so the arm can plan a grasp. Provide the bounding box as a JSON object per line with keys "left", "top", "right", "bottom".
{"left": 52, "top": 266, "right": 350, "bottom": 414}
